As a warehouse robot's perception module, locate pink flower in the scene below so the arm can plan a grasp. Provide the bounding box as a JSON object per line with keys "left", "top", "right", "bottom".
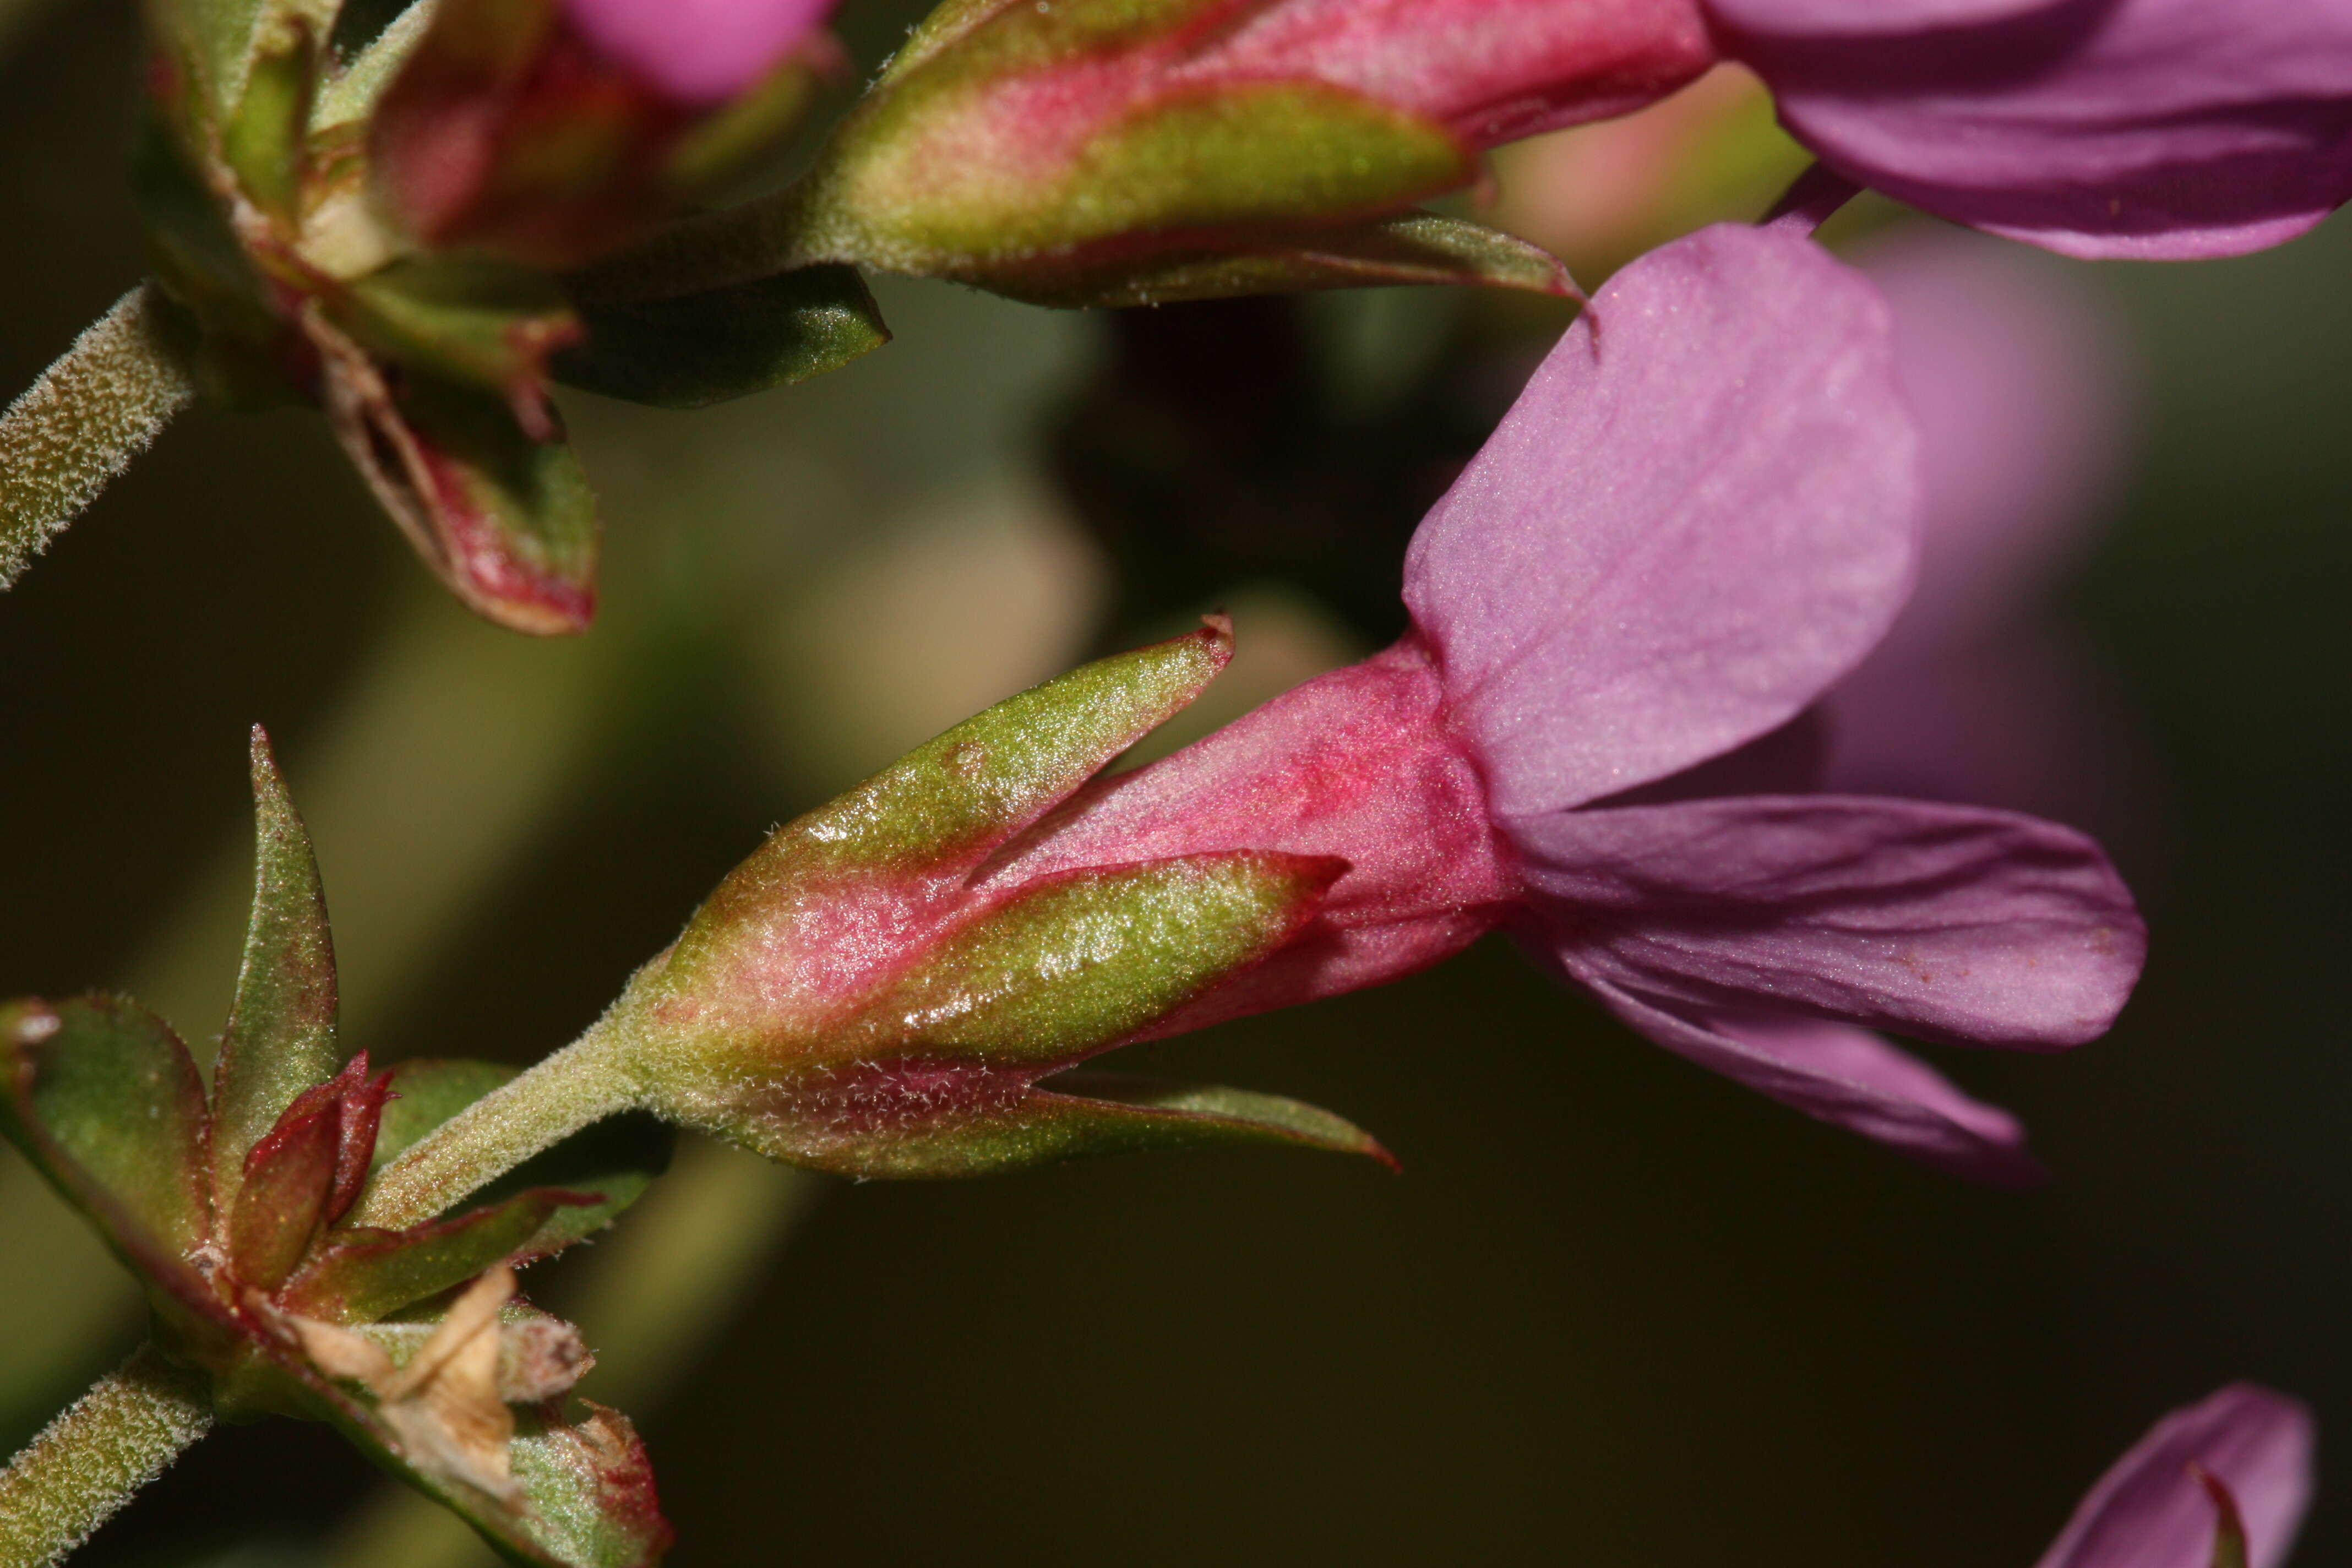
{"left": 2038, "top": 1384, "right": 2314, "bottom": 1568}
{"left": 992, "top": 221, "right": 2145, "bottom": 1184}
{"left": 1819, "top": 223, "right": 2148, "bottom": 843}
{"left": 1711, "top": 0, "right": 2352, "bottom": 258}
{"left": 563, "top": 0, "right": 836, "bottom": 105}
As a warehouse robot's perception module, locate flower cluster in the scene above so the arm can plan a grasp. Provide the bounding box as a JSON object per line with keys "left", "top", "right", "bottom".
{"left": 1, "top": 0, "right": 2340, "bottom": 1561}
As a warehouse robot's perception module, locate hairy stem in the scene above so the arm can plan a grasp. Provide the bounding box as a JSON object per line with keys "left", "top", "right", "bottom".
{"left": 0, "top": 285, "right": 196, "bottom": 589}
{"left": 352, "top": 1013, "right": 645, "bottom": 1231}
{"left": 0, "top": 1346, "right": 213, "bottom": 1568}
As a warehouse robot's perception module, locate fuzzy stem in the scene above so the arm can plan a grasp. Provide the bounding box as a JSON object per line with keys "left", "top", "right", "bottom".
{"left": 0, "top": 285, "right": 196, "bottom": 589}
{"left": 352, "top": 1012, "right": 645, "bottom": 1231}
{"left": 0, "top": 1346, "right": 213, "bottom": 1568}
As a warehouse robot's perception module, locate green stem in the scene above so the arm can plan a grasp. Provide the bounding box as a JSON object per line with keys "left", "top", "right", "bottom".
{"left": 0, "top": 1346, "right": 212, "bottom": 1568}
{"left": 351, "top": 1012, "right": 645, "bottom": 1231}
{"left": 0, "top": 284, "right": 197, "bottom": 589}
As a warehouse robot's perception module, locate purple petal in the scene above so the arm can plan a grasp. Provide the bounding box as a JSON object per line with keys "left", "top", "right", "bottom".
{"left": 1506, "top": 793, "right": 2144, "bottom": 1047}
{"left": 1855, "top": 224, "right": 2131, "bottom": 657}
{"left": 1403, "top": 223, "right": 1917, "bottom": 817}
{"left": 2035, "top": 1384, "right": 2315, "bottom": 1568}
{"left": 1542, "top": 971, "right": 2045, "bottom": 1183}
{"left": 564, "top": 0, "right": 834, "bottom": 105}
{"left": 1714, "top": 0, "right": 2352, "bottom": 259}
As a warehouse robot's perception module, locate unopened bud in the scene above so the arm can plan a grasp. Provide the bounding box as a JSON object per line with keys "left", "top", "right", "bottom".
{"left": 600, "top": 624, "right": 1391, "bottom": 1177}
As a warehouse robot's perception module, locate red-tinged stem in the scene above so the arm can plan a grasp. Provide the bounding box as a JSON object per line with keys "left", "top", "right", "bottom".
{"left": 349, "top": 1010, "right": 646, "bottom": 1231}
{"left": 0, "top": 1344, "right": 213, "bottom": 1568}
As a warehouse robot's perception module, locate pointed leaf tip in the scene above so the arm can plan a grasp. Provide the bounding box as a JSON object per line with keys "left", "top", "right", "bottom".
{"left": 1039, "top": 1072, "right": 1395, "bottom": 1167}
{"left": 213, "top": 724, "right": 341, "bottom": 1212}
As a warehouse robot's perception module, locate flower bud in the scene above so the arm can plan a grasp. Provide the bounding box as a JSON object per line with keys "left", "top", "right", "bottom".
{"left": 369, "top": 0, "right": 837, "bottom": 269}
{"left": 602, "top": 0, "right": 1712, "bottom": 304}
{"left": 602, "top": 622, "right": 1392, "bottom": 1177}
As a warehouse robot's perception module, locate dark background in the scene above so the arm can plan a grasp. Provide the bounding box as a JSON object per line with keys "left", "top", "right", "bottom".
{"left": 2, "top": 1, "right": 2346, "bottom": 1564}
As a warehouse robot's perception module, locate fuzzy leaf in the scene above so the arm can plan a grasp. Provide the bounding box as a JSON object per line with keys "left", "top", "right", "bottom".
{"left": 369, "top": 1059, "right": 671, "bottom": 1251}
{"left": 553, "top": 265, "right": 889, "bottom": 410}
{"left": 982, "top": 211, "right": 1578, "bottom": 308}
{"left": 0, "top": 997, "right": 216, "bottom": 1298}
{"left": 865, "top": 852, "right": 1344, "bottom": 1065}
{"left": 279, "top": 1190, "right": 586, "bottom": 1324}
{"left": 210, "top": 725, "right": 341, "bottom": 1210}
{"left": 507, "top": 1402, "right": 673, "bottom": 1568}
{"left": 306, "top": 309, "right": 598, "bottom": 635}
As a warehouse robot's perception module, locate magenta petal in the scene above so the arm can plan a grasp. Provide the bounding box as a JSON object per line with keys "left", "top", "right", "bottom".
{"left": 1205, "top": 0, "right": 1718, "bottom": 147}
{"left": 564, "top": 0, "right": 835, "bottom": 104}
{"left": 2034, "top": 1384, "right": 2315, "bottom": 1568}
{"left": 1556, "top": 972, "right": 2044, "bottom": 1183}
{"left": 1716, "top": 0, "right": 2352, "bottom": 259}
{"left": 1508, "top": 794, "right": 2144, "bottom": 1048}
{"left": 1403, "top": 224, "right": 1917, "bottom": 817}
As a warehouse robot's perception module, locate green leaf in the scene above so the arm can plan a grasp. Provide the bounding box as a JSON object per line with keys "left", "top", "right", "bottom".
{"left": 368, "top": 1060, "right": 671, "bottom": 1253}
{"left": 279, "top": 1191, "right": 583, "bottom": 1324}
{"left": 552, "top": 265, "right": 889, "bottom": 410}
{"left": 979, "top": 211, "right": 1579, "bottom": 308}
{"left": 305, "top": 308, "right": 600, "bottom": 636}
{"left": 506, "top": 1402, "right": 672, "bottom": 1568}
{"left": 864, "top": 852, "right": 1344, "bottom": 1066}
{"left": 210, "top": 725, "right": 341, "bottom": 1211}
{"left": 0, "top": 997, "right": 217, "bottom": 1302}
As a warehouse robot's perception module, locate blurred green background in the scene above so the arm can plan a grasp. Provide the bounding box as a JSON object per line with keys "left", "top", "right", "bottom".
{"left": 3, "top": 3, "right": 2348, "bottom": 1565}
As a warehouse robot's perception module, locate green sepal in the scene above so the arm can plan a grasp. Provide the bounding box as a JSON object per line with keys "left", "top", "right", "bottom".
{"left": 307, "top": 308, "right": 599, "bottom": 635}
{"left": 816, "top": 80, "right": 1471, "bottom": 269}
{"left": 0, "top": 997, "right": 219, "bottom": 1305}
{"left": 221, "top": 10, "right": 315, "bottom": 219}
{"left": 334, "top": 259, "right": 584, "bottom": 407}
{"left": 314, "top": 0, "right": 435, "bottom": 131}
{"left": 144, "top": 0, "right": 270, "bottom": 130}
{"left": 277, "top": 1190, "right": 587, "bottom": 1324}
{"left": 369, "top": 1059, "right": 672, "bottom": 1252}
{"left": 576, "top": 53, "right": 1474, "bottom": 305}
{"left": 982, "top": 211, "right": 1578, "bottom": 308}
{"left": 1004, "top": 1072, "right": 1392, "bottom": 1167}
{"left": 685, "top": 621, "right": 1231, "bottom": 914}
{"left": 866, "top": 852, "right": 1344, "bottom": 1066}
{"left": 210, "top": 725, "right": 342, "bottom": 1211}
{"left": 553, "top": 265, "right": 889, "bottom": 410}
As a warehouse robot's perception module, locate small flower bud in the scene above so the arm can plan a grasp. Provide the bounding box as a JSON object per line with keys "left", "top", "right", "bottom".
{"left": 370, "top": 0, "right": 837, "bottom": 269}
{"left": 602, "top": 622, "right": 1391, "bottom": 1177}
{"left": 711, "top": 0, "right": 1711, "bottom": 303}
